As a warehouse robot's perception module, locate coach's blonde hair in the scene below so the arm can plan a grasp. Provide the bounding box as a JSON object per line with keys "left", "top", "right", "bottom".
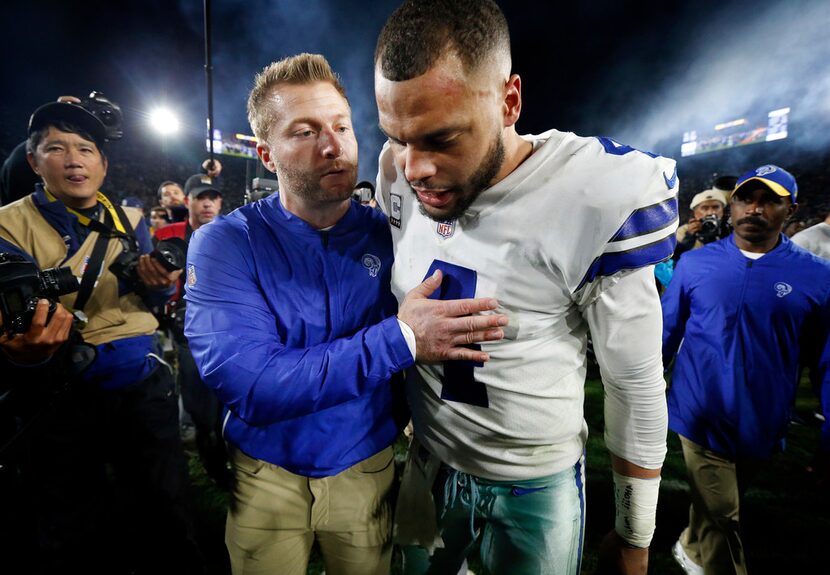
{"left": 247, "top": 53, "right": 348, "bottom": 144}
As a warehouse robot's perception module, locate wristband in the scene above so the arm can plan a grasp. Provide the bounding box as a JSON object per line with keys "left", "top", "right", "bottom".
{"left": 612, "top": 470, "right": 660, "bottom": 548}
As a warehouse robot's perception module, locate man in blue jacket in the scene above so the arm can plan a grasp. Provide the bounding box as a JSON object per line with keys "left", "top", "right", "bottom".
{"left": 184, "top": 53, "right": 507, "bottom": 575}
{"left": 662, "top": 164, "right": 830, "bottom": 575}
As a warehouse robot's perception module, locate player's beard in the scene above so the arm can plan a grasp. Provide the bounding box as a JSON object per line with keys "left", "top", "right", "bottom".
{"left": 280, "top": 161, "right": 358, "bottom": 205}
{"left": 413, "top": 131, "right": 505, "bottom": 222}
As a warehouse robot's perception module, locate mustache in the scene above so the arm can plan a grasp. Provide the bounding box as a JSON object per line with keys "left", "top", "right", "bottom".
{"left": 321, "top": 161, "right": 356, "bottom": 175}
{"left": 408, "top": 181, "right": 439, "bottom": 191}
{"left": 407, "top": 181, "right": 457, "bottom": 194}
{"left": 736, "top": 216, "right": 767, "bottom": 228}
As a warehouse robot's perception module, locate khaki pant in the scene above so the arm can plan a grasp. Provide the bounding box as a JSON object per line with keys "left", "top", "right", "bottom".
{"left": 226, "top": 446, "right": 395, "bottom": 575}
{"left": 678, "top": 436, "right": 761, "bottom": 575}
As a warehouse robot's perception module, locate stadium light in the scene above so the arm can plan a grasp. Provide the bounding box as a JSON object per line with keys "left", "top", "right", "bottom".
{"left": 149, "top": 107, "right": 180, "bottom": 135}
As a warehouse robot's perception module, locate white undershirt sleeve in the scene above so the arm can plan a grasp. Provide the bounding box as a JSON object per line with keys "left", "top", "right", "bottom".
{"left": 580, "top": 266, "right": 668, "bottom": 469}
{"left": 397, "top": 318, "right": 417, "bottom": 360}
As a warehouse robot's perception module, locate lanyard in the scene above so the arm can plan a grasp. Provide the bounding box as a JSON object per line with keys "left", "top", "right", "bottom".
{"left": 44, "top": 188, "right": 128, "bottom": 235}
{"left": 43, "top": 188, "right": 137, "bottom": 313}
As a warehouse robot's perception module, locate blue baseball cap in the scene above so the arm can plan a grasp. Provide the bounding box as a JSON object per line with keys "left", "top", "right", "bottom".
{"left": 733, "top": 164, "right": 797, "bottom": 203}
{"left": 121, "top": 196, "right": 144, "bottom": 209}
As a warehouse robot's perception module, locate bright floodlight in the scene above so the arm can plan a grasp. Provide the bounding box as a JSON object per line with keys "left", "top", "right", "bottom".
{"left": 149, "top": 108, "right": 180, "bottom": 135}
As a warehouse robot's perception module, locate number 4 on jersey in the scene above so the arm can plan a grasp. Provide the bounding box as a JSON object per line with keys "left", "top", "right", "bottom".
{"left": 423, "top": 260, "right": 489, "bottom": 408}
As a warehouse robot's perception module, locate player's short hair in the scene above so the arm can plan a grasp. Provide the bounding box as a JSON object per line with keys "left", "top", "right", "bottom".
{"left": 247, "top": 53, "right": 348, "bottom": 143}
{"left": 150, "top": 205, "right": 167, "bottom": 216}
{"left": 375, "top": 0, "right": 511, "bottom": 81}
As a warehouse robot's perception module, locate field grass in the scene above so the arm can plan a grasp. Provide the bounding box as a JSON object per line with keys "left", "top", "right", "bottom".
{"left": 188, "top": 375, "right": 828, "bottom": 574}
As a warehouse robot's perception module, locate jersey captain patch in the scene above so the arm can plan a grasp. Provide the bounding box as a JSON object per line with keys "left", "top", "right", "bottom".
{"left": 389, "top": 193, "right": 402, "bottom": 228}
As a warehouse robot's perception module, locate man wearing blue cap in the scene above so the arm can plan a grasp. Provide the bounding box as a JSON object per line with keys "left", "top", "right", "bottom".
{"left": 662, "top": 164, "right": 830, "bottom": 575}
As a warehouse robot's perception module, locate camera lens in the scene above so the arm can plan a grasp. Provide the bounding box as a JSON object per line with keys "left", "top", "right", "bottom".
{"left": 40, "top": 266, "right": 80, "bottom": 298}
{"left": 152, "top": 238, "right": 188, "bottom": 272}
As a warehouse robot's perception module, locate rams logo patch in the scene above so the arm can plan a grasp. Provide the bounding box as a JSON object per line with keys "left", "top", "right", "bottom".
{"left": 774, "top": 282, "right": 791, "bottom": 298}
{"left": 187, "top": 264, "right": 197, "bottom": 287}
{"left": 756, "top": 165, "right": 777, "bottom": 177}
{"left": 362, "top": 254, "right": 381, "bottom": 277}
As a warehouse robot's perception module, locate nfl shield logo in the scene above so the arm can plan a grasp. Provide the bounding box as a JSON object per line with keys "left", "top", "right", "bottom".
{"left": 436, "top": 220, "right": 455, "bottom": 238}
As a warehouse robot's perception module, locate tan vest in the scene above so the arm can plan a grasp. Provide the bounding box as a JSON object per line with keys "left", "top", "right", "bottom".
{"left": 676, "top": 223, "right": 705, "bottom": 250}
{"left": 0, "top": 195, "right": 158, "bottom": 346}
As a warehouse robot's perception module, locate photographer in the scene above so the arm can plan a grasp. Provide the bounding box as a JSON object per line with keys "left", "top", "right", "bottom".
{"left": 674, "top": 188, "right": 729, "bottom": 261}
{"left": 0, "top": 100, "right": 201, "bottom": 574}
{"left": 154, "top": 173, "right": 229, "bottom": 487}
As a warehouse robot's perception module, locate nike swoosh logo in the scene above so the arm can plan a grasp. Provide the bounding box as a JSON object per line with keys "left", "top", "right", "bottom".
{"left": 511, "top": 486, "right": 549, "bottom": 497}
{"left": 663, "top": 167, "right": 678, "bottom": 190}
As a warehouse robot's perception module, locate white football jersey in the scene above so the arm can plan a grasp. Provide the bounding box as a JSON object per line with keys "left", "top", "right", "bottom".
{"left": 377, "top": 130, "right": 678, "bottom": 480}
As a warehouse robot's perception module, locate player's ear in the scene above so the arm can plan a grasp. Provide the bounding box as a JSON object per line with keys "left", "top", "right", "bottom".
{"left": 257, "top": 143, "right": 277, "bottom": 174}
{"left": 27, "top": 151, "right": 39, "bottom": 174}
{"left": 502, "top": 73, "right": 522, "bottom": 128}
{"left": 787, "top": 202, "right": 798, "bottom": 219}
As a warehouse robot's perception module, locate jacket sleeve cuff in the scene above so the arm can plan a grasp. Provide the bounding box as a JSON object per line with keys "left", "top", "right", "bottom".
{"left": 380, "top": 316, "right": 416, "bottom": 371}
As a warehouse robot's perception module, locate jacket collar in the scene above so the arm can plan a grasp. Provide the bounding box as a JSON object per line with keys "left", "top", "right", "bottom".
{"left": 31, "top": 184, "right": 82, "bottom": 254}
{"left": 264, "top": 192, "right": 362, "bottom": 236}
{"left": 726, "top": 232, "right": 791, "bottom": 259}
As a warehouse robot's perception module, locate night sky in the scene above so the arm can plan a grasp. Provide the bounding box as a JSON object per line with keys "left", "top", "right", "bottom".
{"left": 2, "top": 0, "right": 828, "bottom": 181}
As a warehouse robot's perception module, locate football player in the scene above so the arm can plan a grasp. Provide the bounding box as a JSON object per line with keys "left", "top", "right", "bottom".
{"left": 374, "top": 1, "right": 679, "bottom": 573}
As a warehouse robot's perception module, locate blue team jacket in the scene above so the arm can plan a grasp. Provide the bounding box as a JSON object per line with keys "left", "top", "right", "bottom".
{"left": 184, "top": 194, "right": 413, "bottom": 477}
{"left": 663, "top": 234, "right": 830, "bottom": 458}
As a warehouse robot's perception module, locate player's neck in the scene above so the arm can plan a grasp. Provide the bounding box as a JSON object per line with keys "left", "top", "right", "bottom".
{"left": 279, "top": 192, "right": 350, "bottom": 230}
{"left": 734, "top": 232, "right": 781, "bottom": 254}
{"left": 494, "top": 129, "right": 533, "bottom": 186}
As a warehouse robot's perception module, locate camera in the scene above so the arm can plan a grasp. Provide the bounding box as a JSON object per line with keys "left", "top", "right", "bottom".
{"left": 158, "top": 299, "right": 186, "bottom": 335}
{"left": 696, "top": 213, "right": 732, "bottom": 244}
{"left": 245, "top": 177, "right": 279, "bottom": 204}
{"left": 353, "top": 181, "right": 375, "bottom": 204}
{"left": 0, "top": 253, "right": 79, "bottom": 335}
{"left": 80, "top": 91, "right": 123, "bottom": 141}
{"left": 699, "top": 214, "right": 720, "bottom": 235}
{"left": 110, "top": 237, "right": 188, "bottom": 290}
{"left": 696, "top": 214, "right": 721, "bottom": 244}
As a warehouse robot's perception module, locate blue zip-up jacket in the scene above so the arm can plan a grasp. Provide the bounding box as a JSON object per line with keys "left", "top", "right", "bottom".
{"left": 184, "top": 194, "right": 413, "bottom": 477}
{"left": 663, "top": 234, "right": 830, "bottom": 459}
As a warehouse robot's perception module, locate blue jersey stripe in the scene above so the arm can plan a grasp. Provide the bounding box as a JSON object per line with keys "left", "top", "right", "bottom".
{"left": 579, "top": 234, "right": 677, "bottom": 289}
{"left": 596, "top": 136, "right": 658, "bottom": 158}
{"left": 610, "top": 197, "right": 678, "bottom": 242}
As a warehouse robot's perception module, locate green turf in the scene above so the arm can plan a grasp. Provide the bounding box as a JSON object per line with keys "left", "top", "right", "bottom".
{"left": 188, "top": 375, "right": 828, "bottom": 574}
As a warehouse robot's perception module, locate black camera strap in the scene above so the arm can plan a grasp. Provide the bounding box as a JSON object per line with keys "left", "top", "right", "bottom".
{"left": 72, "top": 200, "right": 137, "bottom": 313}
{"left": 73, "top": 226, "right": 110, "bottom": 313}
{"left": 42, "top": 188, "right": 141, "bottom": 313}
